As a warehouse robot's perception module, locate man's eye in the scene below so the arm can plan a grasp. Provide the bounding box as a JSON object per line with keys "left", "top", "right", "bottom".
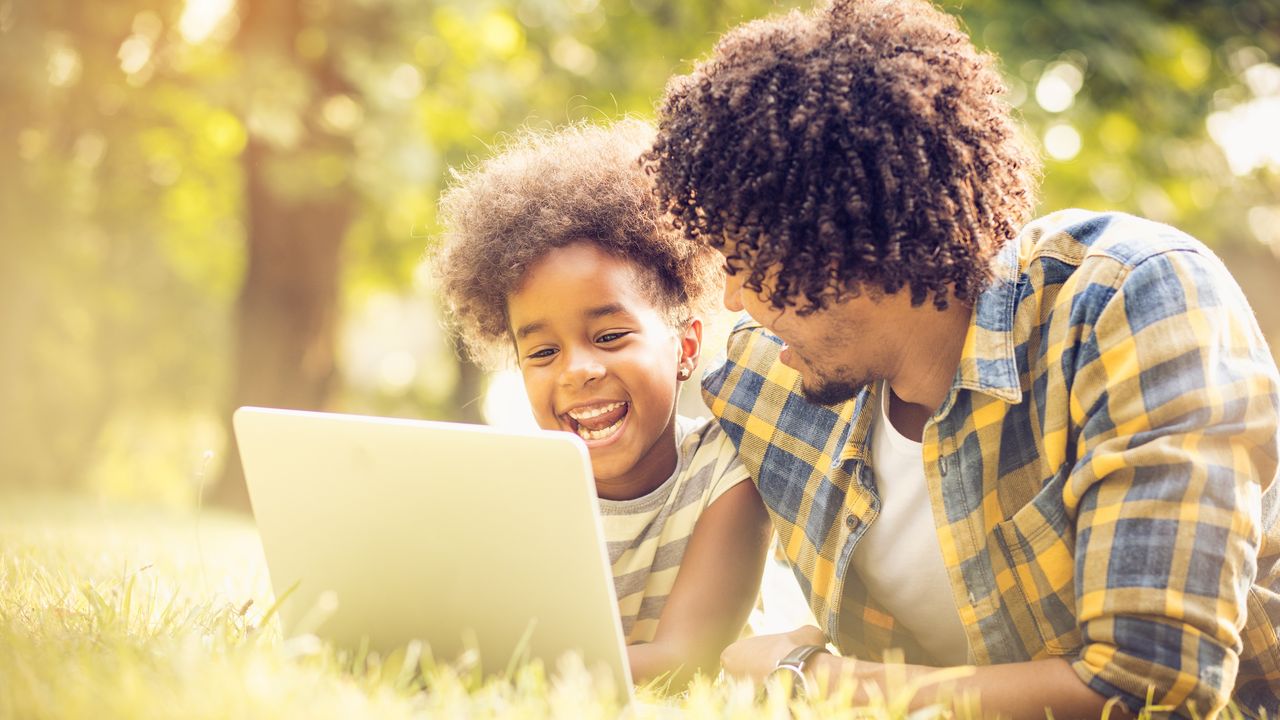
{"left": 596, "top": 332, "right": 629, "bottom": 344}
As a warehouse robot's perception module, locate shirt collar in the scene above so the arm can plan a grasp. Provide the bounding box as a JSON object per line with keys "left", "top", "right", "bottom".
{"left": 951, "top": 238, "right": 1024, "bottom": 404}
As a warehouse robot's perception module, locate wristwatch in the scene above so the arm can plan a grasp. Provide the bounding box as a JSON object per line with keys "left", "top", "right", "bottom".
{"left": 766, "top": 644, "right": 829, "bottom": 697}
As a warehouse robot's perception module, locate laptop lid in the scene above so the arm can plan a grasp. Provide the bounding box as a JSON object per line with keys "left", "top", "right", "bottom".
{"left": 233, "top": 406, "right": 633, "bottom": 695}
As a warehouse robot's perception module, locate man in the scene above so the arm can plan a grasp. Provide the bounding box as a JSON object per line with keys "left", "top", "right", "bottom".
{"left": 644, "top": 0, "right": 1280, "bottom": 716}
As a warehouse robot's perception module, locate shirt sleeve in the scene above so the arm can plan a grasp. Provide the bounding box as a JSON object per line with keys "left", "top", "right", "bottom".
{"left": 1065, "top": 247, "right": 1280, "bottom": 716}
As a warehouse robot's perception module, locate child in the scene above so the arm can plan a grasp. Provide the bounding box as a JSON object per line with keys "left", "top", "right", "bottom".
{"left": 432, "top": 120, "right": 771, "bottom": 687}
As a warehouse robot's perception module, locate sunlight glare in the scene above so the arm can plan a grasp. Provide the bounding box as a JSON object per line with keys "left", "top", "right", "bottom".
{"left": 180, "top": 0, "right": 234, "bottom": 44}
{"left": 1208, "top": 95, "right": 1280, "bottom": 176}
{"left": 1035, "top": 62, "right": 1083, "bottom": 113}
{"left": 47, "top": 44, "right": 82, "bottom": 87}
{"left": 482, "top": 370, "right": 538, "bottom": 430}
{"left": 1247, "top": 205, "right": 1280, "bottom": 254}
{"left": 117, "top": 35, "right": 153, "bottom": 75}
{"left": 1044, "top": 123, "right": 1082, "bottom": 161}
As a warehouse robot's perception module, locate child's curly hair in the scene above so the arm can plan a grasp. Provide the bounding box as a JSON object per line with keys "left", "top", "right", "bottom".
{"left": 644, "top": 0, "right": 1041, "bottom": 312}
{"left": 432, "top": 120, "right": 723, "bottom": 369}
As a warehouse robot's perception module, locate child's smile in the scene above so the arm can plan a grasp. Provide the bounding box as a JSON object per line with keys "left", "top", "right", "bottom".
{"left": 506, "top": 242, "right": 700, "bottom": 500}
{"left": 563, "top": 400, "right": 630, "bottom": 443}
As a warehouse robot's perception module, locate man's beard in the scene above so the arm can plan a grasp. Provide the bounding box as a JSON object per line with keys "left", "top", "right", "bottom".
{"left": 798, "top": 369, "right": 868, "bottom": 406}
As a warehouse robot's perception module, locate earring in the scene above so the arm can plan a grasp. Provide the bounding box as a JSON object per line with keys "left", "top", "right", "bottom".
{"left": 678, "top": 368, "right": 691, "bottom": 381}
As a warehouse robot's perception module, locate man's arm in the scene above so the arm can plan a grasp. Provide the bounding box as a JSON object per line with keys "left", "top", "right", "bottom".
{"left": 1056, "top": 247, "right": 1276, "bottom": 715}
{"left": 722, "top": 626, "right": 1124, "bottom": 719}
{"left": 725, "top": 247, "right": 1279, "bottom": 717}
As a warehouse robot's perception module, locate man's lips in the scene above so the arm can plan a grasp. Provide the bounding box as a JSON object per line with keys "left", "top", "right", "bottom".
{"left": 779, "top": 341, "right": 799, "bottom": 369}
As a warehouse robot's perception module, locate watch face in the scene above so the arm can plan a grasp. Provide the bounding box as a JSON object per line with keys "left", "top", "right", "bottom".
{"left": 765, "top": 644, "right": 828, "bottom": 700}
{"left": 765, "top": 663, "right": 810, "bottom": 698}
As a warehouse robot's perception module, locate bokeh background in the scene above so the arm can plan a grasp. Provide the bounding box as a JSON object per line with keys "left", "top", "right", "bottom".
{"left": 2, "top": 0, "right": 1278, "bottom": 510}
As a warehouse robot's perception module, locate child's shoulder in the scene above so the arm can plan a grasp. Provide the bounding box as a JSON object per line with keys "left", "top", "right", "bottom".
{"left": 675, "top": 414, "right": 747, "bottom": 488}
{"left": 675, "top": 414, "right": 725, "bottom": 453}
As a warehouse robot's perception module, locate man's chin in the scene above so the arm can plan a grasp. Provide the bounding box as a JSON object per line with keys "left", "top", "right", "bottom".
{"left": 799, "top": 378, "right": 865, "bottom": 406}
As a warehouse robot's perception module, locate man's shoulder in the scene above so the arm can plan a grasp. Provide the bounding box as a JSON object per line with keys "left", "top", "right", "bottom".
{"left": 1008, "top": 210, "right": 1243, "bottom": 334}
{"left": 1018, "top": 209, "right": 1214, "bottom": 272}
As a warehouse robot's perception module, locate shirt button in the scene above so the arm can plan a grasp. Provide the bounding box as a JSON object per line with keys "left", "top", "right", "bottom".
{"left": 968, "top": 591, "right": 977, "bottom": 605}
{"left": 845, "top": 514, "right": 860, "bottom": 531}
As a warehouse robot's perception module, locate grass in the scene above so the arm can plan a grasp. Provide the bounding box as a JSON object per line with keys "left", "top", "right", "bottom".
{"left": 0, "top": 493, "right": 1255, "bottom": 719}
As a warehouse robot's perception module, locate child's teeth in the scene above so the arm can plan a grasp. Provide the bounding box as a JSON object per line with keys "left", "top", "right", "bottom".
{"left": 576, "top": 414, "right": 624, "bottom": 441}
{"left": 569, "top": 401, "right": 622, "bottom": 421}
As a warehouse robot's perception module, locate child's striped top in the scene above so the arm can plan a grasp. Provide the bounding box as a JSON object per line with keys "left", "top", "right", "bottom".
{"left": 598, "top": 415, "right": 751, "bottom": 644}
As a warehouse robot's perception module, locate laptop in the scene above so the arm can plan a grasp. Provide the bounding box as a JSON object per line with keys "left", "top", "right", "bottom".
{"left": 233, "top": 406, "right": 633, "bottom": 697}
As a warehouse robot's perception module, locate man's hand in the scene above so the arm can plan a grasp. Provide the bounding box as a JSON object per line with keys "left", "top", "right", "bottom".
{"left": 719, "top": 625, "right": 828, "bottom": 683}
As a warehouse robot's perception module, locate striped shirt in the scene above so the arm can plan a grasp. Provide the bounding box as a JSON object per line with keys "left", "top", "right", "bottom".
{"left": 701, "top": 211, "right": 1280, "bottom": 717}
{"left": 599, "top": 414, "right": 751, "bottom": 644}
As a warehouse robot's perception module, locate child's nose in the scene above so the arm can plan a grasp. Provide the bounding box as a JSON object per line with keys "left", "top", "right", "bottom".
{"left": 560, "top": 350, "right": 606, "bottom": 387}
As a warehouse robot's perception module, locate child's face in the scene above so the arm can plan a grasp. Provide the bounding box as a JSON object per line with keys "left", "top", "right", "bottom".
{"left": 506, "top": 242, "right": 700, "bottom": 498}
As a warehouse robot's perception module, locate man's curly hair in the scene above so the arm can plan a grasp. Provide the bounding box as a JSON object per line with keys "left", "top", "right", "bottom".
{"left": 644, "top": 0, "right": 1041, "bottom": 311}
{"left": 432, "top": 120, "right": 723, "bottom": 369}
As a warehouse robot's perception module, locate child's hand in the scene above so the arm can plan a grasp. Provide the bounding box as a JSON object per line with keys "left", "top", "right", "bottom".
{"left": 719, "top": 625, "right": 828, "bottom": 683}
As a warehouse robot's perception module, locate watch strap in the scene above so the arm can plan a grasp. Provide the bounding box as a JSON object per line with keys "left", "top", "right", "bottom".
{"left": 776, "top": 643, "right": 828, "bottom": 671}
{"left": 767, "top": 643, "right": 829, "bottom": 697}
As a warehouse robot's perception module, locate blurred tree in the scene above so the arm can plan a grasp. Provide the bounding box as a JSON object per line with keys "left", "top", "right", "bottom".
{"left": 949, "top": 0, "right": 1280, "bottom": 340}
{"left": 0, "top": 0, "right": 808, "bottom": 507}
{"left": 0, "top": 2, "right": 243, "bottom": 500}
{"left": 212, "top": 0, "right": 357, "bottom": 509}
{"left": 0, "top": 0, "right": 1276, "bottom": 507}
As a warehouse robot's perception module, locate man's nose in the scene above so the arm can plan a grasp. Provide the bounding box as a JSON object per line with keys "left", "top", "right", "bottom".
{"left": 723, "top": 273, "right": 745, "bottom": 312}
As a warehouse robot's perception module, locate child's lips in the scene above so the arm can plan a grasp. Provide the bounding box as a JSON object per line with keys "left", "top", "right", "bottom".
{"left": 562, "top": 401, "right": 631, "bottom": 444}
{"left": 573, "top": 405, "right": 630, "bottom": 446}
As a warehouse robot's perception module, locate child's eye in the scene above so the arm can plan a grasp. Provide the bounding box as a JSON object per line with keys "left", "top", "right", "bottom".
{"left": 527, "top": 348, "right": 557, "bottom": 360}
{"left": 596, "top": 332, "right": 629, "bottom": 344}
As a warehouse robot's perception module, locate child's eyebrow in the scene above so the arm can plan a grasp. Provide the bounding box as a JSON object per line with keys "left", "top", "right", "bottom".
{"left": 514, "top": 320, "right": 546, "bottom": 340}
{"left": 513, "top": 303, "right": 631, "bottom": 341}
{"left": 584, "top": 303, "right": 628, "bottom": 321}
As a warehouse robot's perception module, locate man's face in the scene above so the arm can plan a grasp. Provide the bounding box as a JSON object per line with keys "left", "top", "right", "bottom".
{"left": 721, "top": 261, "right": 886, "bottom": 406}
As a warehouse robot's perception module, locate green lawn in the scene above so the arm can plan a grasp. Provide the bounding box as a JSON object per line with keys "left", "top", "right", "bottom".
{"left": 0, "top": 493, "right": 1221, "bottom": 719}
{"left": 0, "top": 494, "right": 765, "bottom": 718}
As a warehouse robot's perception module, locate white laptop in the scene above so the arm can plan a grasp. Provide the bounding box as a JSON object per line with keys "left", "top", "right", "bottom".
{"left": 233, "top": 406, "right": 633, "bottom": 697}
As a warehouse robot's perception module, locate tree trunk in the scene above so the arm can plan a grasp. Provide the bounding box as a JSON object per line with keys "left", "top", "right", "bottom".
{"left": 210, "top": 0, "right": 354, "bottom": 511}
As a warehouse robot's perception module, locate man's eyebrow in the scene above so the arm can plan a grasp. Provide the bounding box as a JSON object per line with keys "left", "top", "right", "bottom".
{"left": 513, "top": 304, "right": 630, "bottom": 341}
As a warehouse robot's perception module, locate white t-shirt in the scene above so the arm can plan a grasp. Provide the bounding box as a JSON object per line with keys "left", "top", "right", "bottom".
{"left": 850, "top": 382, "right": 968, "bottom": 665}
{"left": 598, "top": 415, "right": 751, "bottom": 644}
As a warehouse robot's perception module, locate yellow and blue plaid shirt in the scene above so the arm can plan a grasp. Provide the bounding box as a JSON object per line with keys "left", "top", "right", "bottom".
{"left": 702, "top": 211, "right": 1280, "bottom": 716}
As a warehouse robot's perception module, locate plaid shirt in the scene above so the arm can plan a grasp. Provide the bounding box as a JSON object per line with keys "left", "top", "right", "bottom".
{"left": 702, "top": 211, "right": 1280, "bottom": 717}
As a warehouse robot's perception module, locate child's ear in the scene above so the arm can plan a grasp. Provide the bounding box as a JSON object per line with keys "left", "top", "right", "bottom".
{"left": 676, "top": 318, "right": 703, "bottom": 381}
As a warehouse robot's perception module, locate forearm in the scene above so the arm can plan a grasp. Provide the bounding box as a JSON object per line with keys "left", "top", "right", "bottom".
{"left": 808, "top": 655, "right": 1130, "bottom": 720}
{"left": 630, "top": 480, "right": 771, "bottom": 688}
{"left": 627, "top": 638, "right": 720, "bottom": 687}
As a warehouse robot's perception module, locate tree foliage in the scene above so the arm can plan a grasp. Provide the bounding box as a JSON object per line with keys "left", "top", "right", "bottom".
{"left": 0, "top": 0, "right": 1276, "bottom": 501}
